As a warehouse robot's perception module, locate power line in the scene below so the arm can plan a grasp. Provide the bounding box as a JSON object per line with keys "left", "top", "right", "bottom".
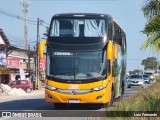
{"left": 6, "top": 33, "right": 36, "bottom": 42}
{"left": 0, "top": 8, "right": 36, "bottom": 25}
{"left": 0, "top": 8, "right": 49, "bottom": 26}
{"left": 127, "top": 59, "right": 145, "bottom": 60}
{"left": 0, "top": 7, "right": 48, "bottom": 49}
{"left": 6, "top": 33, "right": 36, "bottom": 50}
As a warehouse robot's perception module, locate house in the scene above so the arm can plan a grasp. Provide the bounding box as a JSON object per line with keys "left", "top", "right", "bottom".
{"left": 0, "top": 28, "right": 35, "bottom": 84}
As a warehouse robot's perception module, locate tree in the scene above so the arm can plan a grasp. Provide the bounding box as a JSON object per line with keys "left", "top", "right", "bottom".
{"left": 141, "top": 0, "right": 160, "bottom": 53}
{"left": 142, "top": 0, "right": 160, "bottom": 19}
{"left": 129, "top": 69, "right": 143, "bottom": 75}
{"left": 141, "top": 16, "right": 160, "bottom": 53}
{"left": 141, "top": 57, "right": 158, "bottom": 70}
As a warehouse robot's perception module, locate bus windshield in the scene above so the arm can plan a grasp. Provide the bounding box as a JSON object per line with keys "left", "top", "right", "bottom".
{"left": 50, "top": 19, "right": 106, "bottom": 37}
{"left": 47, "top": 50, "right": 106, "bottom": 81}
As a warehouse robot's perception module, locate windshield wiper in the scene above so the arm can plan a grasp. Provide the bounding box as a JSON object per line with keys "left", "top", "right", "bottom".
{"left": 56, "top": 72, "right": 71, "bottom": 75}
{"left": 67, "top": 80, "right": 82, "bottom": 83}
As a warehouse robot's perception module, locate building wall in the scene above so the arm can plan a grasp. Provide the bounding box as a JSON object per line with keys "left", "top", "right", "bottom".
{"left": 7, "top": 49, "right": 35, "bottom": 82}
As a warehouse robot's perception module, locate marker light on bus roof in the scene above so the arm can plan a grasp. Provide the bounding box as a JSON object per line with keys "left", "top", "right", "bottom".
{"left": 73, "top": 15, "right": 85, "bottom": 17}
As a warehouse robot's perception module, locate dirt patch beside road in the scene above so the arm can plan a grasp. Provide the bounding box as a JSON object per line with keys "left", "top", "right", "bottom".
{"left": 0, "top": 88, "right": 45, "bottom": 102}
{"left": 0, "top": 84, "right": 27, "bottom": 96}
{"left": 0, "top": 83, "right": 45, "bottom": 97}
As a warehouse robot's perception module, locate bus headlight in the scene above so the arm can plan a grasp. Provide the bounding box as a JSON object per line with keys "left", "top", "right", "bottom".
{"left": 45, "top": 84, "right": 57, "bottom": 91}
{"left": 92, "top": 84, "right": 108, "bottom": 91}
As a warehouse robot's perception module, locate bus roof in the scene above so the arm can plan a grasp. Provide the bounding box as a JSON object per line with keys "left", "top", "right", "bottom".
{"left": 52, "top": 13, "right": 113, "bottom": 19}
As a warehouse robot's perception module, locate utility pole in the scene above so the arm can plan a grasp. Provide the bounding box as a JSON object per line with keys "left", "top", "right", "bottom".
{"left": 28, "top": 44, "right": 30, "bottom": 81}
{"left": 36, "top": 18, "right": 42, "bottom": 90}
{"left": 34, "top": 18, "right": 44, "bottom": 89}
{"left": 34, "top": 45, "right": 36, "bottom": 90}
{"left": 21, "top": 0, "right": 30, "bottom": 50}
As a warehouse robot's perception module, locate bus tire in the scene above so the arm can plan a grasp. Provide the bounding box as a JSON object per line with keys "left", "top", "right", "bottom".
{"left": 121, "top": 81, "right": 125, "bottom": 96}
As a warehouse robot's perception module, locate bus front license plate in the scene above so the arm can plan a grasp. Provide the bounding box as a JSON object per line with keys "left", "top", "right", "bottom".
{"left": 69, "top": 99, "right": 80, "bottom": 103}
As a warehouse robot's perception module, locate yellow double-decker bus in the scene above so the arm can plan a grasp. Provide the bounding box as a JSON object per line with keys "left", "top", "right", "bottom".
{"left": 39, "top": 13, "right": 127, "bottom": 108}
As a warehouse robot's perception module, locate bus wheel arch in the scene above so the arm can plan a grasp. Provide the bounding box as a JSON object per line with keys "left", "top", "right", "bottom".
{"left": 104, "top": 84, "right": 115, "bottom": 107}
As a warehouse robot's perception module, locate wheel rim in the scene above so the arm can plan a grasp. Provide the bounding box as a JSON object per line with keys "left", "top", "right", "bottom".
{"left": 26, "top": 88, "right": 31, "bottom": 93}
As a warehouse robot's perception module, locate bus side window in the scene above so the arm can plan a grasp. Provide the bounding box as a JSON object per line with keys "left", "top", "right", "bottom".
{"left": 122, "top": 33, "right": 127, "bottom": 55}
{"left": 112, "top": 60, "right": 117, "bottom": 77}
{"left": 108, "top": 20, "right": 113, "bottom": 40}
{"left": 113, "top": 23, "right": 122, "bottom": 46}
{"left": 107, "top": 60, "right": 111, "bottom": 76}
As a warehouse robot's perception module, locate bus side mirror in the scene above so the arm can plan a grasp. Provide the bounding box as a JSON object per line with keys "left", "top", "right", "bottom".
{"left": 107, "top": 40, "right": 113, "bottom": 60}
{"left": 39, "top": 40, "right": 47, "bottom": 59}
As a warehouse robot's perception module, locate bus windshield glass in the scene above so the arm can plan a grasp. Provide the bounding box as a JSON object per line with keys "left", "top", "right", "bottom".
{"left": 50, "top": 19, "right": 106, "bottom": 37}
{"left": 47, "top": 50, "right": 106, "bottom": 81}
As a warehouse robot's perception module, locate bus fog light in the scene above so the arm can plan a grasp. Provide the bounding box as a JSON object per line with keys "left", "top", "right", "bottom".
{"left": 96, "top": 94, "right": 104, "bottom": 100}
{"left": 46, "top": 94, "right": 53, "bottom": 99}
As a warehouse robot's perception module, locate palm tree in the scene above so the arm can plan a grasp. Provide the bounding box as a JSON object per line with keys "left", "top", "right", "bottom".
{"left": 142, "top": 0, "right": 160, "bottom": 19}
{"left": 141, "top": 0, "right": 160, "bottom": 53}
{"left": 141, "top": 16, "right": 160, "bottom": 53}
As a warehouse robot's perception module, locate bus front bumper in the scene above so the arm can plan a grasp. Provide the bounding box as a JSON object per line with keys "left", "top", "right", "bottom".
{"left": 45, "top": 88, "right": 111, "bottom": 104}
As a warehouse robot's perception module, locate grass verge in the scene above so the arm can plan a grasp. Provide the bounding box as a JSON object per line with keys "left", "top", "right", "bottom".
{"left": 102, "top": 75, "right": 160, "bottom": 120}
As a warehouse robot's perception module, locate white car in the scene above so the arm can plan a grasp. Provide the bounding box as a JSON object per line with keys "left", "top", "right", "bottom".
{"left": 127, "top": 74, "right": 144, "bottom": 88}
{"left": 142, "top": 74, "right": 151, "bottom": 84}
{"left": 144, "top": 72, "right": 155, "bottom": 81}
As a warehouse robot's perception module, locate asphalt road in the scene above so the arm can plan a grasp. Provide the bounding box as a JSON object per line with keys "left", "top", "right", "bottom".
{"left": 0, "top": 80, "right": 155, "bottom": 110}
{"left": 0, "top": 80, "right": 156, "bottom": 119}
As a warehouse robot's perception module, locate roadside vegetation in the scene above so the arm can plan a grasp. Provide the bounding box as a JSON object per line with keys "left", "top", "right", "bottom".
{"left": 114, "top": 77, "right": 160, "bottom": 112}
{"left": 141, "top": 0, "right": 160, "bottom": 53}
{"left": 102, "top": 76, "right": 160, "bottom": 120}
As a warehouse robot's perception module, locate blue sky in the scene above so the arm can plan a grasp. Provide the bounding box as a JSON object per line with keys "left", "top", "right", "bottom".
{"left": 0, "top": 0, "right": 159, "bottom": 71}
